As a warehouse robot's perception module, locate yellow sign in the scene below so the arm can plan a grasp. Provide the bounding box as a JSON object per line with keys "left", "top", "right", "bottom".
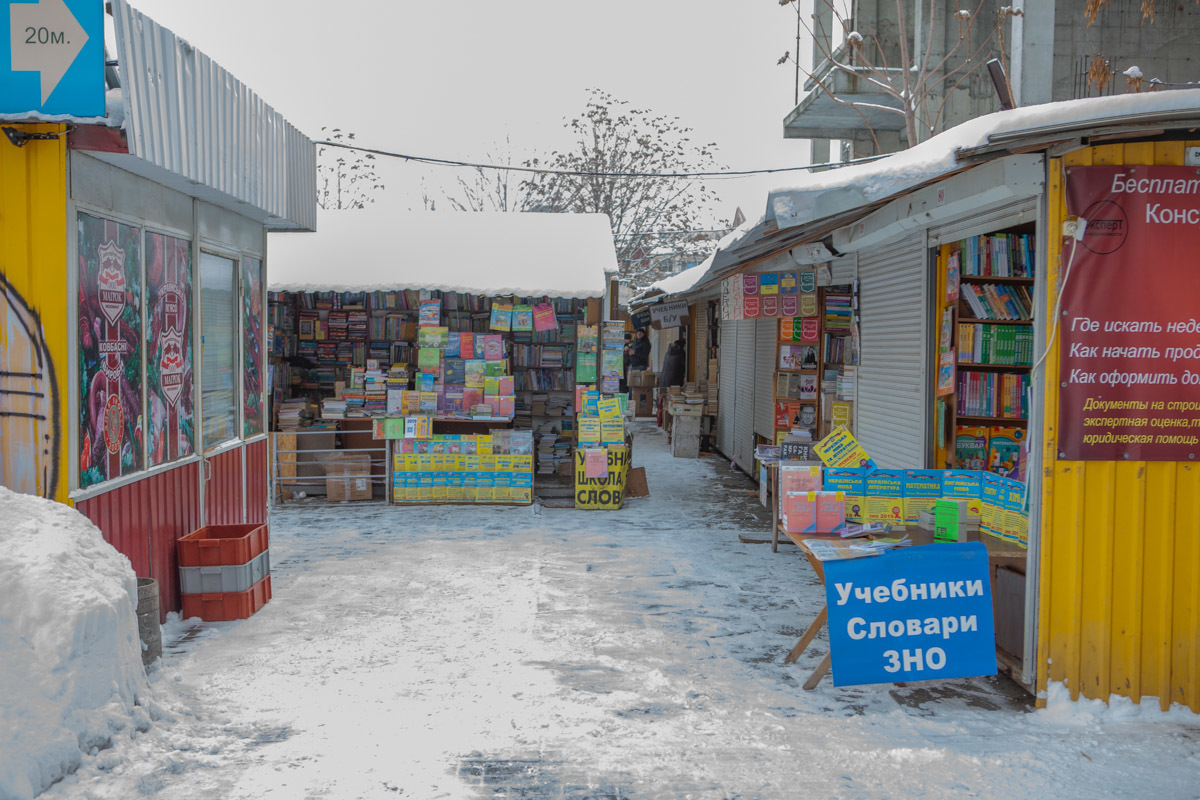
{"left": 574, "top": 444, "right": 631, "bottom": 510}
{"left": 813, "top": 426, "right": 876, "bottom": 470}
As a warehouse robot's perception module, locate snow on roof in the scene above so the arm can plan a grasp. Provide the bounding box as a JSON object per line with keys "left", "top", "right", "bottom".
{"left": 268, "top": 209, "right": 618, "bottom": 299}
{"left": 769, "top": 89, "right": 1200, "bottom": 230}
{"left": 648, "top": 257, "right": 713, "bottom": 297}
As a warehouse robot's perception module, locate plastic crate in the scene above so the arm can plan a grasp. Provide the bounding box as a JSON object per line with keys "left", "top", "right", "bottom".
{"left": 179, "top": 550, "right": 270, "bottom": 595}
{"left": 177, "top": 524, "right": 268, "bottom": 568}
{"left": 181, "top": 575, "right": 272, "bottom": 622}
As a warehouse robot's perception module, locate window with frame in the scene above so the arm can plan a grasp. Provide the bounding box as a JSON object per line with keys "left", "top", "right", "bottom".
{"left": 200, "top": 252, "right": 239, "bottom": 451}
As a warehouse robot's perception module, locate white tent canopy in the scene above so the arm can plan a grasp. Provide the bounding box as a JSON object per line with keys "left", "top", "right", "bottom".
{"left": 268, "top": 209, "right": 618, "bottom": 299}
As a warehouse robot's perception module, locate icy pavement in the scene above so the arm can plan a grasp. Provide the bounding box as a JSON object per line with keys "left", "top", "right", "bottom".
{"left": 45, "top": 422, "right": 1199, "bottom": 800}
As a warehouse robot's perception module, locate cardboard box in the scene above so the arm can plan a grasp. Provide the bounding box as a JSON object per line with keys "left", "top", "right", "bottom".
{"left": 325, "top": 452, "right": 373, "bottom": 502}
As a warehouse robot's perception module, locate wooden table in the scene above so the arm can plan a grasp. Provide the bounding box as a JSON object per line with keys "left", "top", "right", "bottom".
{"left": 779, "top": 526, "right": 1027, "bottom": 690}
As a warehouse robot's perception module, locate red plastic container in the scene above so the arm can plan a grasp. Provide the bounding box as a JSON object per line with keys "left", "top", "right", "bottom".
{"left": 181, "top": 575, "right": 272, "bottom": 621}
{"left": 177, "top": 524, "right": 268, "bottom": 568}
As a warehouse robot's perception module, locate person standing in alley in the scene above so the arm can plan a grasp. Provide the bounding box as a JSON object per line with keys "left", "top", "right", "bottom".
{"left": 657, "top": 337, "right": 686, "bottom": 391}
{"left": 627, "top": 327, "right": 651, "bottom": 381}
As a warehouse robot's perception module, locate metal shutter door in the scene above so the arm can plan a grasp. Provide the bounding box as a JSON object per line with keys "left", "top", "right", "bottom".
{"left": 828, "top": 254, "right": 858, "bottom": 285}
{"left": 718, "top": 319, "right": 736, "bottom": 458}
{"left": 755, "top": 318, "right": 776, "bottom": 439}
{"left": 733, "top": 319, "right": 757, "bottom": 470}
{"left": 857, "top": 233, "right": 928, "bottom": 469}
{"left": 694, "top": 302, "right": 709, "bottom": 384}
{"left": 928, "top": 199, "right": 1038, "bottom": 247}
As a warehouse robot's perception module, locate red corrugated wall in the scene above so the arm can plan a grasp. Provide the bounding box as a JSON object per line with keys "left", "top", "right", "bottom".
{"left": 205, "top": 447, "right": 244, "bottom": 526}
{"left": 245, "top": 438, "right": 268, "bottom": 525}
{"left": 76, "top": 460, "right": 201, "bottom": 620}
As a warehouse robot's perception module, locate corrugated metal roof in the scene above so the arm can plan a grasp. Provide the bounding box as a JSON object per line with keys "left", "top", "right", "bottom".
{"left": 109, "top": 0, "right": 315, "bottom": 231}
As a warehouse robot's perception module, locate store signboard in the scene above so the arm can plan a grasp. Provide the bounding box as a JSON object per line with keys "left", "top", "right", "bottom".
{"left": 574, "top": 444, "right": 630, "bottom": 509}
{"left": 823, "top": 542, "right": 997, "bottom": 686}
{"left": 649, "top": 300, "right": 688, "bottom": 327}
{"left": 1059, "top": 166, "right": 1200, "bottom": 460}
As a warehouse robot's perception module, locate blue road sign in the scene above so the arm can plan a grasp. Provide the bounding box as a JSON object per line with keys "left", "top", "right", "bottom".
{"left": 1, "top": 0, "right": 104, "bottom": 117}
{"left": 823, "top": 542, "right": 997, "bottom": 686}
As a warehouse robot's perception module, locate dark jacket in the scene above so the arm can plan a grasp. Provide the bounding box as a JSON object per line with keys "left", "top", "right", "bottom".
{"left": 658, "top": 341, "right": 686, "bottom": 389}
{"left": 628, "top": 336, "right": 651, "bottom": 370}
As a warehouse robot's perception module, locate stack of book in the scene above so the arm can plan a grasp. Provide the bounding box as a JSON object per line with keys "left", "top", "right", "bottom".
{"left": 957, "top": 323, "right": 1034, "bottom": 365}
{"left": 277, "top": 398, "right": 311, "bottom": 430}
{"left": 824, "top": 293, "right": 854, "bottom": 332}
{"left": 321, "top": 398, "right": 347, "bottom": 419}
{"left": 959, "top": 283, "right": 1033, "bottom": 320}
{"left": 957, "top": 371, "right": 1029, "bottom": 418}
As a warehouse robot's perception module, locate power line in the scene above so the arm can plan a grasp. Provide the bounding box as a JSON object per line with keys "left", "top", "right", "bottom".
{"left": 315, "top": 140, "right": 887, "bottom": 181}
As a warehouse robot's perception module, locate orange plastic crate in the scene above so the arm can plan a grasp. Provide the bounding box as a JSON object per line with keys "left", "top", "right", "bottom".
{"left": 181, "top": 575, "right": 272, "bottom": 622}
{"left": 177, "top": 523, "right": 268, "bottom": 567}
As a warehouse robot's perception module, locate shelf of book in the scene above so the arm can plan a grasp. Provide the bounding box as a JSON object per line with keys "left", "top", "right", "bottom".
{"left": 934, "top": 225, "right": 1037, "bottom": 473}
{"left": 960, "top": 275, "right": 1034, "bottom": 285}
{"left": 957, "top": 362, "right": 1032, "bottom": 371}
{"left": 958, "top": 317, "right": 1031, "bottom": 326}
{"left": 956, "top": 415, "right": 1028, "bottom": 425}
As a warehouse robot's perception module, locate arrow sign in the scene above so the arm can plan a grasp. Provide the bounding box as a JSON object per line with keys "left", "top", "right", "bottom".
{"left": 10, "top": 0, "right": 87, "bottom": 103}
{"left": 2, "top": 0, "right": 101, "bottom": 116}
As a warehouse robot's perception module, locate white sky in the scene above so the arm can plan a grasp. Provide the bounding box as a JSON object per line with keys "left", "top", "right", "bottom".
{"left": 121, "top": 0, "right": 814, "bottom": 228}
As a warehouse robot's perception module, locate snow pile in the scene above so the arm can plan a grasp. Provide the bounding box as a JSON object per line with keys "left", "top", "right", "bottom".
{"left": 0, "top": 488, "right": 151, "bottom": 800}
{"left": 268, "top": 209, "right": 618, "bottom": 299}
{"left": 1036, "top": 682, "right": 1199, "bottom": 726}
{"left": 768, "top": 88, "right": 1200, "bottom": 229}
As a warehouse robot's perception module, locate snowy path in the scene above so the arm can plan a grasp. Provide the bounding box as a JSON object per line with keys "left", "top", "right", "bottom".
{"left": 47, "top": 423, "right": 1199, "bottom": 799}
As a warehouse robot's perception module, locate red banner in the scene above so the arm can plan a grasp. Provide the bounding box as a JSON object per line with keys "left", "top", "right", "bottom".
{"left": 1059, "top": 166, "right": 1200, "bottom": 461}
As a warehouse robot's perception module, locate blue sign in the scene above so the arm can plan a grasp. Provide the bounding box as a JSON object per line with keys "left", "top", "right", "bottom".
{"left": 1, "top": 0, "right": 104, "bottom": 117}
{"left": 630, "top": 308, "right": 652, "bottom": 330}
{"left": 823, "top": 542, "right": 997, "bottom": 686}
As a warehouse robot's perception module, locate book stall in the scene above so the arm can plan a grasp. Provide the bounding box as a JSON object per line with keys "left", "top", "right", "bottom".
{"left": 265, "top": 209, "right": 620, "bottom": 507}
{"left": 758, "top": 426, "right": 1027, "bottom": 689}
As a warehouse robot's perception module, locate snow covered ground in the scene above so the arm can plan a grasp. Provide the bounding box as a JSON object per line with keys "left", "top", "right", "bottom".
{"left": 41, "top": 422, "right": 1199, "bottom": 800}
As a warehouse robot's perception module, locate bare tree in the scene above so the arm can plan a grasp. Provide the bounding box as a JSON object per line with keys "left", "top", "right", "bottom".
{"left": 317, "top": 128, "right": 384, "bottom": 210}
{"left": 520, "top": 90, "right": 724, "bottom": 290}
{"left": 779, "top": 1, "right": 1020, "bottom": 149}
{"left": 440, "top": 137, "right": 537, "bottom": 213}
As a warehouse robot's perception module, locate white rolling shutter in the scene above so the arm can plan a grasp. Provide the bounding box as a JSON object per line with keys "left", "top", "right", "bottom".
{"left": 828, "top": 254, "right": 858, "bottom": 285}
{"left": 856, "top": 233, "right": 929, "bottom": 469}
{"left": 718, "top": 319, "right": 736, "bottom": 458}
{"left": 755, "top": 318, "right": 776, "bottom": 439}
{"left": 733, "top": 318, "right": 757, "bottom": 471}
{"left": 928, "top": 199, "right": 1038, "bottom": 247}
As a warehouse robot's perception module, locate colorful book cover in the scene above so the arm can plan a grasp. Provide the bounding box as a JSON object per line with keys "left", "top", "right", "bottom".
{"left": 419, "top": 300, "right": 440, "bottom": 326}
{"left": 496, "top": 375, "right": 514, "bottom": 395}
{"left": 865, "top": 469, "right": 904, "bottom": 524}
{"left": 902, "top": 469, "right": 943, "bottom": 524}
{"left": 485, "top": 360, "right": 507, "bottom": 377}
{"left": 484, "top": 376, "right": 500, "bottom": 396}
{"left": 980, "top": 471, "right": 1007, "bottom": 539}
{"left": 445, "top": 333, "right": 461, "bottom": 358}
{"left": 578, "top": 416, "right": 601, "bottom": 445}
{"left": 417, "top": 326, "right": 449, "bottom": 348}
{"left": 813, "top": 426, "right": 876, "bottom": 471}
{"left": 602, "top": 322, "right": 625, "bottom": 350}
{"left": 988, "top": 426, "right": 1025, "bottom": 479}
{"left": 779, "top": 271, "right": 797, "bottom": 294}
{"left": 823, "top": 468, "right": 867, "bottom": 523}
{"left": 601, "top": 349, "right": 624, "bottom": 378}
{"left": 458, "top": 333, "right": 473, "bottom": 360}
{"left": 490, "top": 302, "right": 513, "bottom": 331}
{"left": 955, "top": 426, "right": 990, "bottom": 471}
{"left": 759, "top": 273, "right": 780, "bottom": 296}
{"left": 946, "top": 251, "right": 961, "bottom": 303}
{"left": 600, "top": 416, "right": 624, "bottom": 444}
{"left": 443, "top": 358, "right": 466, "bottom": 384}
{"left": 598, "top": 397, "right": 621, "bottom": 418}
{"left": 532, "top": 303, "right": 558, "bottom": 333}
{"left": 512, "top": 305, "right": 534, "bottom": 331}
{"left": 417, "top": 348, "right": 441, "bottom": 369}
{"left": 482, "top": 334, "right": 504, "bottom": 361}
{"left": 583, "top": 389, "right": 600, "bottom": 416}
{"left": 464, "top": 360, "right": 486, "bottom": 388}
{"left": 494, "top": 395, "right": 515, "bottom": 417}
{"left": 941, "top": 470, "right": 983, "bottom": 517}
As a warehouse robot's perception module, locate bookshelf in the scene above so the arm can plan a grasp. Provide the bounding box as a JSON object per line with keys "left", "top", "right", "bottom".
{"left": 770, "top": 282, "right": 858, "bottom": 447}
{"left": 934, "top": 225, "right": 1036, "bottom": 472}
